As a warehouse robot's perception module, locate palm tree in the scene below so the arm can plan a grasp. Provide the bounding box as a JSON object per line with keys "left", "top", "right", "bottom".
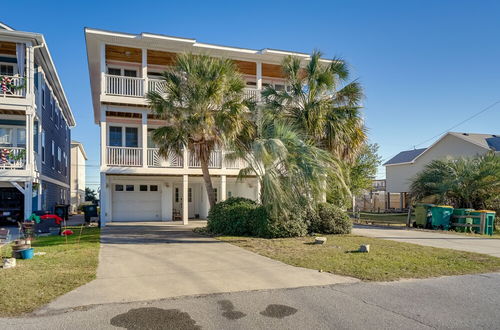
{"left": 410, "top": 153, "right": 500, "bottom": 209}
{"left": 231, "top": 110, "right": 346, "bottom": 218}
{"left": 147, "top": 53, "right": 254, "bottom": 208}
{"left": 262, "top": 51, "right": 365, "bottom": 161}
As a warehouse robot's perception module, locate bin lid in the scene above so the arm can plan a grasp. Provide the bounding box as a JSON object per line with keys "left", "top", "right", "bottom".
{"left": 416, "top": 203, "right": 435, "bottom": 207}
{"left": 433, "top": 205, "right": 453, "bottom": 208}
{"left": 473, "top": 210, "right": 496, "bottom": 213}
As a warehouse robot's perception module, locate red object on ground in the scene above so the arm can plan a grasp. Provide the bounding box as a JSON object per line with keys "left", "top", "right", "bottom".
{"left": 40, "top": 214, "right": 63, "bottom": 225}
{"left": 61, "top": 229, "right": 73, "bottom": 236}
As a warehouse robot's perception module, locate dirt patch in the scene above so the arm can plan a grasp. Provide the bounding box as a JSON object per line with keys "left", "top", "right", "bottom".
{"left": 217, "top": 300, "right": 246, "bottom": 320}
{"left": 260, "top": 304, "right": 297, "bottom": 319}
{"left": 110, "top": 307, "right": 201, "bottom": 330}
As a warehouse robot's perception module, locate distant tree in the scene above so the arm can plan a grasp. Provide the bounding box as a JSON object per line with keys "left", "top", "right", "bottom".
{"left": 348, "top": 143, "right": 381, "bottom": 196}
{"left": 410, "top": 153, "right": 500, "bottom": 209}
{"left": 85, "top": 187, "right": 98, "bottom": 203}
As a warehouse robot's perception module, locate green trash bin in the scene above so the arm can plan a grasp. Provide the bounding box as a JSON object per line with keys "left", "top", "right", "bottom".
{"left": 470, "top": 210, "right": 496, "bottom": 235}
{"left": 452, "top": 208, "right": 474, "bottom": 232}
{"left": 430, "top": 205, "right": 454, "bottom": 230}
{"left": 415, "top": 204, "right": 434, "bottom": 228}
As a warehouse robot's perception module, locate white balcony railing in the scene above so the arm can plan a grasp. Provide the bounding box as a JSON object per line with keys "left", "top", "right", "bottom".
{"left": 107, "top": 146, "right": 142, "bottom": 167}
{"left": 189, "top": 150, "right": 222, "bottom": 168}
{"left": 147, "top": 148, "right": 183, "bottom": 168}
{"left": 243, "top": 87, "right": 260, "bottom": 102}
{"left": 148, "top": 78, "right": 167, "bottom": 95}
{"left": 0, "top": 147, "right": 26, "bottom": 169}
{"left": 1, "top": 76, "right": 25, "bottom": 97}
{"left": 105, "top": 74, "right": 144, "bottom": 97}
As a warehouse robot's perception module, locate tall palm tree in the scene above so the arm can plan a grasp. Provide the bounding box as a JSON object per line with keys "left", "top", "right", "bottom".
{"left": 147, "top": 53, "right": 254, "bottom": 208}
{"left": 410, "top": 153, "right": 500, "bottom": 209}
{"left": 262, "top": 51, "right": 366, "bottom": 161}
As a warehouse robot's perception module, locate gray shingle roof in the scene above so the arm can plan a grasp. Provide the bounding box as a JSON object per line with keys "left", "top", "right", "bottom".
{"left": 383, "top": 148, "right": 427, "bottom": 166}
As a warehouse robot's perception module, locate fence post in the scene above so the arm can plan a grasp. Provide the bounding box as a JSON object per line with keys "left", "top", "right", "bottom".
{"left": 480, "top": 213, "right": 486, "bottom": 235}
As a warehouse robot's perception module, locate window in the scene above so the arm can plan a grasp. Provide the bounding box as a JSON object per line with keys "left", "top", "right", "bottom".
{"left": 41, "top": 89, "right": 46, "bottom": 109}
{"left": 188, "top": 188, "right": 192, "bottom": 203}
{"left": 51, "top": 141, "right": 55, "bottom": 169}
{"left": 109, "top": 127, "right": 122, "bottom": 146}
{"left": 140, "top": 185, "right": 148, "bottom": 191}
{"left": 57, "top": 147, "right": 61, "bottom": 172}
{"left": 41, "top": 131, "right": 45, "bottom": 163}
{"left": 0, "top": 64, "right": 14, "bottom": 76}
{"left": 175, "top": 187, "right": 179, "bottom": 203}
{"left": 0, "top": 127, "right": 12, "bottom": 145}
{"left": 126, "top": 185, "right": 134, "bottom": 192}
{"left": 147, "top": 128, "right": 157, "bottom": 148}
{"left": 50, "top": 96, "right": 54, "bottom": 120}
{"left": 125, "top": 127, "right": 138, "bottom": 147}
{"left": 108, "top": 68, "right": 121, "bottom": 76}
{"left": 124, "top": 69, "right": 137, "bottom": 77}
{"left": 214, "top": 188, "right": 218, "bottom": 202}
{"left": 115, "top": 184, "right": 124, "bottom": 191}
{"left": 63, "top": 152, "right": 67, "bottom": 176}
{"left": 150, "top": 185, "right": 158, "bottom": 192}
{"left": 34, "top": 122, "right": 39, "bottom": 153}
{"left": 228, "top": 191, "right": 232, "bottom": 198}
{"left": 55, "top": 110, "right": 59, "bottom": 128}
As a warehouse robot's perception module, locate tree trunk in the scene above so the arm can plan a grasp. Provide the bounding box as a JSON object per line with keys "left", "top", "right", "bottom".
{"left": 200, "top": 152, "right": 217, "bottom": 208}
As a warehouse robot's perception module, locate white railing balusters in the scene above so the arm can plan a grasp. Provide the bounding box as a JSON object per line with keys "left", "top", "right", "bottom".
{"left": 0, "top": 147, "right": 26, "bottom": 169}
{"left": 106, "top": 146, "right": 142, "bottom": 166}
{"left": 0, "top": 76, "right": 25, "bottom": 97}
{"left": 105, "top": 75, "right": 144, "bottom": 97}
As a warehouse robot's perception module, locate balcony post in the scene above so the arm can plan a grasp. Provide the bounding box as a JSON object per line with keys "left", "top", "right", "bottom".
{"left": 142, "top": 112, "right": 148, "bottom": 168}
{"left": 183, "top": 147, "right": 189, "bottom": 169}
{"left": 220, "top": 175, "right": 227, "bottom": 202}
{"left": 24, "top": 181, "right": 33, "bottom": 220}
{"left": 25, "top": 112, "right": 34, "bottom": 171}
{"left": 100, "top": 42, "right": 106, "bottom": 95}
{"left": 26, "top": 42, "right": 34, "bottom": 97}
{"left": 142, "top": 48, "right": 148, "bottom": 95}
{"left": 256, "top": 61, "right": 262, "bottom": 102}
{"left": 100, "top": 108, "right": 107, "bottom": 168}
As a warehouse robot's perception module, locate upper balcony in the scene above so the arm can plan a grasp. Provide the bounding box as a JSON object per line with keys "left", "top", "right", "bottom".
{"left": 0, "top": 147, "right": 26, "bottom": 170}
{"left": 99, "top": 45, "right": 289, "bottom": 105}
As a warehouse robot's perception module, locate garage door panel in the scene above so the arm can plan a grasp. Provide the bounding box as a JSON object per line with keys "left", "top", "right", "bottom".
{"left": 112, "top": 189, "right": 161, "bottom": 222}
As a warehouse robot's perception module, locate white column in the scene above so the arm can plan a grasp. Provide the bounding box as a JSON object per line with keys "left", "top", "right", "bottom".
{"left": 37, "top": 181, "right": 42, "bottom": 210}
{"left": 256, "top": 178, "right": 261, "bottom": 203}
{"left": 100, "top": 109, "right": 107, "bottom": 169}
{"left": 100, "top": 42, "right": 106, "bottom": 94}
{"left": 100, "top": 172, "right": 107, "bottom": 226}
{"left": 182, "top": 175, "right": 189, "bottom": 225}
{"left": 183, "top": 147, "right": 189, "bottom": 169}
{"left": 24, "top": 181, "right": 33, "bottom": 220}
{"left": 26, "top": 43, "right": 34, "bottom": 96}
{"left": 142, "top": 112, "right": 147, "bottom": 168}
{"left": 256, "top": 61, "right": 262, "bottom": 102}
{"left": 220, "top": 175, "right": 227, "bottom": 202}
{"left": 142, "top": 48, "right": 148, "bottom": 94}
{"left": 161, "top": 182, "right": 173, "bottom": 221}
{"left": 25, "top": 113, "right": 33, "bottom": 172}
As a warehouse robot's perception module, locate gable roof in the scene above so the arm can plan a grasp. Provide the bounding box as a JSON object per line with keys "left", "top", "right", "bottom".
{"left": 71, "top": 140, "right": 88, "bottom": 160}
{"left": 383, "top": 148, "right": 426, "bottom": 166}
{"left": 384, "top": 132, "right": 499, "bottom": 166}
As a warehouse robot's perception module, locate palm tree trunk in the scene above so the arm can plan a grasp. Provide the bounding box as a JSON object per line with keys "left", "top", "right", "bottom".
{"left": 200, "top": 152, "right": 217, "bottom": 209}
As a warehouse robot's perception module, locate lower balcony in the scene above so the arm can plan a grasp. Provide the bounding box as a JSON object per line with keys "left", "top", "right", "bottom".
{"left": 106, "top": 146, "right": 247, "bottom": 170}
{"left": 0, "top": 147, "right": 26, "bottom": 169}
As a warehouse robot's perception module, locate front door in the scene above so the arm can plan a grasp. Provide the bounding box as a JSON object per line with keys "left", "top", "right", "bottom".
{"left": 173, "top": 185, "right": 194, "bottom": 218}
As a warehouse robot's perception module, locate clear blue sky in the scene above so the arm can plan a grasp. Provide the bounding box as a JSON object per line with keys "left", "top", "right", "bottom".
{"left": 5, "top": 0, "right": 500, "bottom": 187}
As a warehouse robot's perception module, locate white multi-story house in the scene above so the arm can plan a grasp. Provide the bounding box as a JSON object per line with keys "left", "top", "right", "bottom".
{"left": 0, "top": 22, "right": 75, "bottom": 222}
{"left": 85, "top": 28, "right": 319, "bottom": 225}
{"left": 70, "top": 140, "right": 87, "bottom": 213}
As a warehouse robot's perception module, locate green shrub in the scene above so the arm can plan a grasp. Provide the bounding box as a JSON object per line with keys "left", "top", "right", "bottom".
{"left": 256, "top": 204, "right": 309, "bottom": 238}
{"left": 308, "top": 203, "right": 352, "bottom": 234}
{"left": 207, "top": 197, "right": 267, "bottom": 236}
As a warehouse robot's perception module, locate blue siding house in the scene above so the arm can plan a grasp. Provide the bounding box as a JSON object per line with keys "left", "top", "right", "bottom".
{"left": 0, "top": 22, "right": 76, "bottom": 220}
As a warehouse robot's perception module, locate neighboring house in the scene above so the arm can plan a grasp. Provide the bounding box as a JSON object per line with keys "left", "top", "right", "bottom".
{"left": 70, "top": 140, "right": 87, "bottom": 213}
{"left": 0, "top": 22, "right": 75, "bottom": 220}
{"left": 385, "top": 132, "right": 500, "bottom": 197}
{"left": 85, "top": 27, "right": 331, "bottom": 225}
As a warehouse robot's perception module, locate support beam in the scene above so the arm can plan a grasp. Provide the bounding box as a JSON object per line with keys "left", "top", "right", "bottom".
{"left": 100, "top": 110, "right": 107, "bottom": 168}
{"left": 183, "top": 148, "right": 189, "bottom": 169}
{"left": 23, "top": 181, "right": 32, "bottom": 220}
{"left": 142, "top": 48, "right": 148, "bottom": 94}
{"left": 256, "top": 61, "right": 262, "bottom": 102}
{"left": 256, "top": 178, "right": 261, "bottom": 203}
{"left": 100, "top": 173, "right": 108, "bottom": 226}
{"left": 141, "top": 112, "right": 147, "bottom": 168}
{"left": 220, "top": 175, "right": 227, "bottom": 202}
{"left": 182, "top": 175, "right": 189, "bottom": 225}
{"left": 100, "top": 42, "right": 106, "bottom": 94}
{"left": 11, "top": 182, "right": 25, "bottom": 194}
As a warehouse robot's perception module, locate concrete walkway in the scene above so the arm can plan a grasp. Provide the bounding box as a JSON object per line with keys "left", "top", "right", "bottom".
{"left": 41, "top": 221, "right": 356, "bottom": 313}
{"left": 353, "top": 225, "right": 500, "bottom": 257}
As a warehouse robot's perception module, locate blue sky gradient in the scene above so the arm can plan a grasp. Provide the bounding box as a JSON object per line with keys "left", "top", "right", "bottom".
{"left": 4, "top": 0, "right": 500, "bottom": 187}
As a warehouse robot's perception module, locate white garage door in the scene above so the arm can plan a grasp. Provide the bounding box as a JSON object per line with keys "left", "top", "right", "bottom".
{"left": 112, "top": 183, "right": 161, "bottom": 221}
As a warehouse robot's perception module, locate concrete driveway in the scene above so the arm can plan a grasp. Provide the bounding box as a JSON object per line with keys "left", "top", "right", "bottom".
{"left": 42, "top": 221, "right": 356, "bottom": 313}
{"left": 353, "top": 225, "right": 500, "bottom": 257}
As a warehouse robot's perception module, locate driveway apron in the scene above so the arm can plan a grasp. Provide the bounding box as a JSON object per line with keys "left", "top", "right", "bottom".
{"left": 42, "top": 221, "right": 357, "bottom": 312}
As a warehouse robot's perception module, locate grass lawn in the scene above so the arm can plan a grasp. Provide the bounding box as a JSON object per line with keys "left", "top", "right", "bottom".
{"left": 218, "top": 234, "right": 500, "bottom": 281}
{"left": 0, "top": 226, "right": 100, "bottom": 317}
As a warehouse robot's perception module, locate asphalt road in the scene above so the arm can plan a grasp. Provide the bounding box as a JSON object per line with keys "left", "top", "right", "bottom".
{"left": 3, "top": 272, "right": 499, "bottom": 330}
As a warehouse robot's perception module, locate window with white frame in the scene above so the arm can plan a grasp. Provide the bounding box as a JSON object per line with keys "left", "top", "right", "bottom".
{"left": 42, "top": 89, "right": 46, "bottom": 110}
{"left": 0, "top": 63, "right": 14, "bottom": 76}
{"left": 41, "top": 130, "right": 45, "bottom": 163}
{"left": 57, "top": 147, "right": 61, "bottom": 172}
{"left": 0, "top": 126, "right": 26, "bottom": 147}
{"left": 50, "top": 96, "right": 54, "bottom": 120}
{"left": 55, "top": 109, "right": 59, "bottom": 129}
{"left": 107, "top": 67, "right": 138, "bottom": 77}
{"left": 51, "top": 140, "right": 55, "bottom": 169}
{"left": 63, "top": 151, "right": 67, "bottom": 176}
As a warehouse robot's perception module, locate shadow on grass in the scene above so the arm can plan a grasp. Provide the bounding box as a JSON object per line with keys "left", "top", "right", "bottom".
{"left": 31, "top": 227, "right": 100, "bottom": 247}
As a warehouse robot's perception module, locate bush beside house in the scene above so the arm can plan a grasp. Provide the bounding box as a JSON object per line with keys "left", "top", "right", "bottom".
{"left": 206, "top": 197, "right": 352, "bottom": 238}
